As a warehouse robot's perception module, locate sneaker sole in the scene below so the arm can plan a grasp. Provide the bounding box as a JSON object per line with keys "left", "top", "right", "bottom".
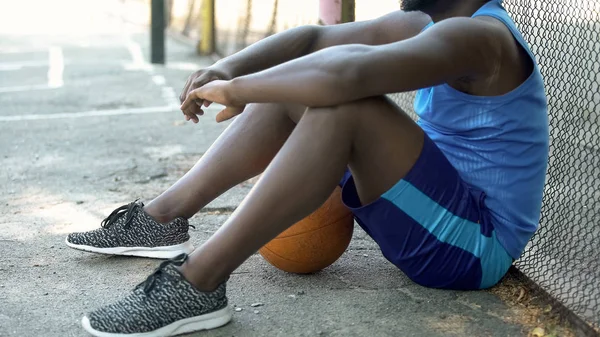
{"left": 81, "top": 306, "right": 232, "bottom": 337}
{"left": 64, "top": 238, "right": 194, "bottom": 259}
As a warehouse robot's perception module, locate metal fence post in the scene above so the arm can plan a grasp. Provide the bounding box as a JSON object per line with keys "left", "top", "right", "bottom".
{"left": 198, "top": 0, "right": 215, "bottom": 55}
{"left": 341, "top": 0, "right": 355, "bottom": 23}
{"left": 150, "top": 0, "right": 166, "bottom": 64}
{"left": 319, "top": 0, "right": 355, "bottom": 25}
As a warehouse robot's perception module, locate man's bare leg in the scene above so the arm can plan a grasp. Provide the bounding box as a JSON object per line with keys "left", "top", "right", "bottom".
{"left": 144, "top": 102, "right": 304, "bottom": 223}
{"left": 179, "top": 96, "right": 424, "bottom": 291}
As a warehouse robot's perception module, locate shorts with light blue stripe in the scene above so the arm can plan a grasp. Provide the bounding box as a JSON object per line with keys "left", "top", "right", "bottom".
{"left": 340, "top": 134, "right": 513, "bottom": 290}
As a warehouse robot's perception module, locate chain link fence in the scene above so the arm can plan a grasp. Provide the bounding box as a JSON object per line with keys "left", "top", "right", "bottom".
{"left": 390, "top": 1, "right": 600, "bottom": 330}
{"left": 211, "top": 0, "right": 600, "bottom": 331}
{"left": 503, "top": 0, "right": 600, "bottom": 331}
{"left": 393, "top": 1, "right": 600, "bottom": 331}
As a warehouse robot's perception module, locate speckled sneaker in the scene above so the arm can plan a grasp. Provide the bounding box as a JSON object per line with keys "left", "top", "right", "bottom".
{"left": 82, "top": 254, "right": 232, "bottom": 337}
{"left": 65, "top": 200, "right": 194, "bottom": 259}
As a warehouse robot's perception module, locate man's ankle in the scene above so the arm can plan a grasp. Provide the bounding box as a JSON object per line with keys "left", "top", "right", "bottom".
{"left": 142, "top": 204, "right": 173, "bottom": 224}
{"left": 178, "top": 262, "right": 223, "bottom": 292}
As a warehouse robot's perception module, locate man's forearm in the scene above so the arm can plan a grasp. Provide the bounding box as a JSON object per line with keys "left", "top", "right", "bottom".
{"left": 211, "top": 11, "right": 431, "bottom": 80}
{"left": 230, "top": 44, "right": 369, "bottom": 107}
{"left": 227, "top": 17, "right": 501, "bottom": 109}
{"left": 214, "top": 25, "right": 321, "bottom": 78}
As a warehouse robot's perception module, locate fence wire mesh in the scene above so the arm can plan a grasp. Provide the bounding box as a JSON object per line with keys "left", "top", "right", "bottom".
{"left": 213, "top": 0, "right": 600, "bottom": 331}
{"left": 503, "top": 0, "right": 600, "bottom": 331}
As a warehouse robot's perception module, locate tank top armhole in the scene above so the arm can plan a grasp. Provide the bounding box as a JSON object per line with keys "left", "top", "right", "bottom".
{"left": 472, "top": 12, "right": 537, "bottom": 65}
{"left": 420, "top": 21, "right": 434, "bottom": 33}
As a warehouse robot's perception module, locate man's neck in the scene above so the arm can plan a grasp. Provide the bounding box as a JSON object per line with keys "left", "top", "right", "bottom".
{"left": 425, "top": 0, "right": 488, "bottom": 22}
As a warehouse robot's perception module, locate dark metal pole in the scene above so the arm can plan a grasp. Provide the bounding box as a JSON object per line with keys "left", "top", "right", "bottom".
{"left": 341, "top": 0, "right": 355, "bottom": 23}
{"left": 150, "top": 0, "right": 165, "bottom": 64}
{"left": 199, "top": 0, "right": 215, "bottom": 55}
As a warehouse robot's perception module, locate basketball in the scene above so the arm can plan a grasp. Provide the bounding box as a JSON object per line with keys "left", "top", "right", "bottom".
{"left": 259, "top": 186, "right": 354, "bottom": 274}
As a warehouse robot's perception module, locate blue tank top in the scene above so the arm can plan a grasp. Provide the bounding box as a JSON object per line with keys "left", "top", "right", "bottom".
{"left": 414, "top": 0, "right": 549, "bottom": 259}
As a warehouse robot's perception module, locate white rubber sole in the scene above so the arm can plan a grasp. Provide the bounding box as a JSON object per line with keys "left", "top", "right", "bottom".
{"left": 81, "top": 306, "right": 233, "bottom": 337}
{"left": 65, "top": 238, "right": 194, "bottom": 259}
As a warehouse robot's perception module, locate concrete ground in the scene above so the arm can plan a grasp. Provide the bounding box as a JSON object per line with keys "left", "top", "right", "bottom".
{"left": 0, "top": 1, "right": 575, "bottom": 336}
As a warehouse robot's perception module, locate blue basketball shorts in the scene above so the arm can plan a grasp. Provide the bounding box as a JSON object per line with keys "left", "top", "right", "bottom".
{"left": 340, "top": 134, "right": 513, "bottom": 290}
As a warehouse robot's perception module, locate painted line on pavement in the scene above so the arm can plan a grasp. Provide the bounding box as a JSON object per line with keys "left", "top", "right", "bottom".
{"left": 125, "top": 41, "right": 150, "bottom": 72}
{"left": 0, "top": 105, "right": 222, "bottom": 122}
{"left": 0, "top": 105, "right": 177, "bottom": 122}
{"left": 0, "top": 60, "right": 49, "bottom": 71}
{"left": 47, "top": 47, "right": 64, "bottom": 88}
{"left": 0, "top": 84, "right": 55, "bottom": 93}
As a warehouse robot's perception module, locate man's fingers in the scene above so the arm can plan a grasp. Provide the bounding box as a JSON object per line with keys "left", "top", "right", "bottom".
{"left": 195, "top": 100, "right": 206, "bottom": 111}
{"left": 179, "top": 75, "right": 195, "bottom": 103}
{"left": 190, "top": 75, "right": 214, "bottom": 91}
{"left": 181, "top": 91, "right": 200, "bottom": 111}
{"left": 215, "top": 109, "right": 231, "bottom": 123}
{"left": 215, "top": 107, "right": 241, "bottom": 123}
{"left": 190, "top": 105, "right": 204, "bottom": 116}
{"left": 180, "top": 71, "right": 212, "bottom": 103}
{"left": 183, "top": 107, "right": 201, "bottom": 123}
{"left": 181, "top": 94, "right": 201, "bottom": 123}
{"left": 179, "top": 81, "right": 189, "bottom": 103}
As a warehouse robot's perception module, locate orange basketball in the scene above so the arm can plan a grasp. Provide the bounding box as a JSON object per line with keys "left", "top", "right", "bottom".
{"left": 259, "top": 186, "right": 354, "bottom": 274}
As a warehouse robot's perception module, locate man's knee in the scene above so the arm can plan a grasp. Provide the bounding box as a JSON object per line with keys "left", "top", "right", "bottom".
{"left": 290, "top": 96, "right": 410, "bottom": 131}
{"left": 304, "top": 96, "right": 403, "bottom": 125}
{"left": 283, "top": 103, "right": 307, "bottom": 124}
{"left": 238, "top": 102, "right": 302, "bottom": 123}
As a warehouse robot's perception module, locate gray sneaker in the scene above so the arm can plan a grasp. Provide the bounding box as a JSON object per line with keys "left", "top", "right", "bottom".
{"left": 66, "top": 200, "right": 194, "bottom": 259}
{"left": 82, "top": 254, "right": 232, "bottom": 336}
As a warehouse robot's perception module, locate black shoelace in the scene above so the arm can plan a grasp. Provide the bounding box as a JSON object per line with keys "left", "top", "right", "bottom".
{"left": 140, "top": 253, "right": 188, "bottom": 294}
{"left": 100, "top": 200, "right": 142, "bottom": 230}
{"left": 100, "top": 200, "right": 195, "bottom": 231}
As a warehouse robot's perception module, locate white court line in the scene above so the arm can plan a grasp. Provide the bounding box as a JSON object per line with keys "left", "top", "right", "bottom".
{"left": 163, "top": 62, "right": 203, "bottom": 71}
{"left": 0, "top": 84, "right": 55, "bottom": 93}
{"left": 123, "top": 61, "right": 202, "bottom": 72}
{"left": 0, "top": 60, "right": 201, "bottom": 71}
{"left": 0, "top": 60, "right": 49, "bottom": 71}
{"left": 125, "top": 41, "right": 151, "bottom": 71}
{"left": 0, "top": 47, "right": 47, "bottom": 54}
{"left": 0, "top": 64, "right": 25, "bottom": 71}
{"left": 153, "top": 75, "right": 180, "bottom": 106}
{"left": 151, "top": 75, "right": 166, "bottom": 86}
{"left": 0, "top": 60, "right": 200, "bottom": 72}
{"left": 0, "top": 104, "right": 225, "bottom": 122}
{"left": 161, "top": 86, "right": 180, "bottom": 106}
{"left": 0, "top": 105, "right": 178, "bottom": 122}
{"left": 127, "top": 41, "right": 145, "bottom": 65}
{"left": 47, "top": 47, "right": 64, "bottom": 88}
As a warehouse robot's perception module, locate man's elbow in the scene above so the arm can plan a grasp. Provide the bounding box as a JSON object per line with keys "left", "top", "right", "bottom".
{"left": 328, "top": 45, "right": 372, "bottom": 101}
{"left": 301, "top": 25, "right": 325, "bottom": 55}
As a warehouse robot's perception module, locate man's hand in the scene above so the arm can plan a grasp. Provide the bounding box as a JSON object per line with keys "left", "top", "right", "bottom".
{"left": 179, "top": 66, "right": 233, "bottom": 121}
{"left": 181, "top": 80, "right": 245, "bottom": 123}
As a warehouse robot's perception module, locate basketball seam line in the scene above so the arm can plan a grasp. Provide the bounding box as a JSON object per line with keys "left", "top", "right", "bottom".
{"left": 261, "top": 245, "right": 343, "bottom": 267}
{"left": 275, "top": 213, "right": 354, "bottom": 239}
{"left": 261, "top": 245, "right": 308, "bottom": 264}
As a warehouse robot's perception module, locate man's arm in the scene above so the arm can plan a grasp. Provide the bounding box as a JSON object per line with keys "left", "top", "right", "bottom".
{"left": 180, "top": 11, "right": 429, "bottom": 110}
{"left": 228, "top": 17, "right": 501, "bottom": 107}
{"left": 214, "top": 11, "right": 431, "bottom": 78}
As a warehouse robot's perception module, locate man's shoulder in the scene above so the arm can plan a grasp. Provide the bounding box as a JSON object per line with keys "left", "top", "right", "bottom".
{"left": 426, "top": 16, "right": 533, "bottom": 97}
{"left": 366, "top": 10, "right": 432, "bottom": 44}
{"left": 473, "top": 16, "right": 521, "bottom": 44}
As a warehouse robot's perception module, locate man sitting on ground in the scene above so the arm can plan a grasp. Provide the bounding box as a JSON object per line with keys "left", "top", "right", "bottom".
{"left": 66, "top": 0, "right": 548, "bottom": 335}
